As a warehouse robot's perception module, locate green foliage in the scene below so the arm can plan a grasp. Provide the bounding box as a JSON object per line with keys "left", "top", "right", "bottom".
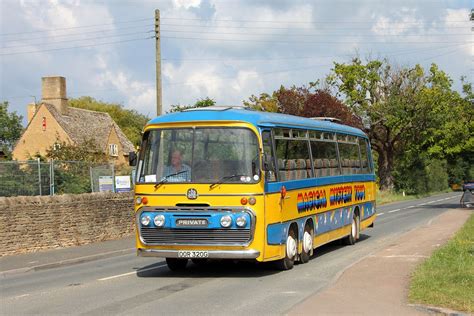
{"left": 169, "top": 97, "right": 216, "bottom": 113}
{"left": 244, "top": 85, "right": 362, "bottom": 128}
{"left": 0, "top": 101, "right": 23, "bottom": 158}
{"left": 326, "top": 58, "right": 472, "bottom": 191}
{"left": 46, "top": 138, "right": 108, "bottom": 163}
{"left": 45, "top": 139, "right": 108, "bottom": 194}
{"left": 0, "top": 162, "right": 46, "bottom": 196}
{"left": 69, "top": 96, "right": 149, "bottom": 146}
{"left": 409, "top": 214, "right": 474, "bottom": 312}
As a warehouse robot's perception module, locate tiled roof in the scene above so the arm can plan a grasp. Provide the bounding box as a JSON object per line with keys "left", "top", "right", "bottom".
{"left": 43, "top": 103, "right": 134, "bottom": 154}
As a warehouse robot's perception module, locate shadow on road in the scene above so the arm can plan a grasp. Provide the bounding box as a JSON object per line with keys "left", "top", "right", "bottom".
{"left": 136, "top": 259, "right": 281, "bottom": 278}
{"left": 136, "top": 233, "right": 372, "bottom": 278}
{"left": 309, "top": 233, "right": 371, "bottom": 260}
{"left": 417, "top": 203, "right": 463, "bottom": 210}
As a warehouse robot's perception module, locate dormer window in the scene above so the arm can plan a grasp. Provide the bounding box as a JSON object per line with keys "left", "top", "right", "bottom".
{"left": 109, "top": 144, "right": 118, "bottom": 157}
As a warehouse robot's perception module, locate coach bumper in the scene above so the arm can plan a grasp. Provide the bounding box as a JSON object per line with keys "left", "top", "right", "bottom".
{"left": 137, "top": 248, "right": 260, "bottom": 259}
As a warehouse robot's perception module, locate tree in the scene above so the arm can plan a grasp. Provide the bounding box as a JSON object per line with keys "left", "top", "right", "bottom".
{"left": 326, "top": 58, "right": 472, "bottom": 191}
{"left": 245, "top": 85, "right": 362, "bottom": 128}
{"left": 46, "top": 138, "right": 108, "bottom": 163}
{"left": 168, "top": 97, "right": 216, "bottom": 113}
{"left": 0, "top": 101, "right": 23, "bottom": 159}
{"left": 69, "top": 97, "right": 149, "bottom": 146}
{"left": 44, "top": 139, "right": 109, "bottom": 194}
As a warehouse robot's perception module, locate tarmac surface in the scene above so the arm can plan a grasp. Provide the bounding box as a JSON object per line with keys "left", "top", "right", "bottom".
{"left": 0, "top": 191, "right": 470, "bottom": 315}
{"left": 290, "top": 208, "right": 471, "bottom": 315}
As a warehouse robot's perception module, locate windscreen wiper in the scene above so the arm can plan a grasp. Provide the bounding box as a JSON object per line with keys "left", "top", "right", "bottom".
{"left": 154, "top": 170, "right": 189, "bottom": 188}
{"left": 209, "top": 174, "right": 245, "bottom": 190}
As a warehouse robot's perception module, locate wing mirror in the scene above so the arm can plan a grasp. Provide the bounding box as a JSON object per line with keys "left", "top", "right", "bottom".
{"left": 129, "top": 151, "right": 137, "bottom": 166}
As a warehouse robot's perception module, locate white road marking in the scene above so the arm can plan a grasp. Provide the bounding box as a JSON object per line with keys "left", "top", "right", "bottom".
{"left": 406, "top": 206, "right": 415, "bottom": 209}
{"left": 425, "top": 201, "right": 435, "bottom": 204}
{"left": 99, "top": 264, "right": 167, "bottom": 281}
{"left": 388, "top": 209, "right": 401, "bottom": 213}
{"left": 435, "top": 199, "right": 444, "bottom": 202}
{"left": 371, "top": 255, "right": 428, "bottom": 258}
{"left": 13, "top": 294, "right": 30, "bottom": 300}
{"left": 378, "top": 213, "right": 384, "bottom": 216}
{"left": 418, "top": 203, "right": 427, "bottom": 206}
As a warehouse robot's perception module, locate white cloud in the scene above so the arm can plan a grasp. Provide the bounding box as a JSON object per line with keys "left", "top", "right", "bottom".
{"left": 2, "top": 0, "right": 472, "bottom": 122}
{"left": 173, "top": 0, "right": 202, "bottom": 9}
{"left": 94, "top": 66, "right": 155, "bottom": 114}
{"left": 371, "top": 8, "right": 423, "bottom": 36}
{"left": 444, "top": 8, "right": 472, "bottom": 56}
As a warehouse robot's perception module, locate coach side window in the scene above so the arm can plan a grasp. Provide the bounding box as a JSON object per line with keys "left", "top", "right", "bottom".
{"left": 275, "top": 129, "right": 311, "bottom": 181}
{"left": 262, "top": 130, "right": 277, "bottom": 182}
{"left": 309, "top": 131, "right": 340, "bottom": 177}
{"left": 337, "top": 135, "right": 361, "bottom": 175}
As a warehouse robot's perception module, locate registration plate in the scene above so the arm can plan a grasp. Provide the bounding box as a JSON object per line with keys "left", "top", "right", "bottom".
{"left": 177, "top": 250, "right": 209, "bottom": 259}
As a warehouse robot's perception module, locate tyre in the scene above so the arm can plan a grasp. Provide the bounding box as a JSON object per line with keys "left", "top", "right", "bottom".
{"left": 300, "top": 224, "right": 313, "bottom": 264}
{"left": 344, "top": 213, "right": 359, "bottom": 245}
{"left": 275, "top": 228, "right": 297, "bottom": 270}
{"left": 166, "top": 258, "right": 188, "bottom": 271}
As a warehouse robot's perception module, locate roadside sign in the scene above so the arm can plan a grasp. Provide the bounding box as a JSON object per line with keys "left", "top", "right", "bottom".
{"left": 115, "top": 175, "right": 131, "bottom": 192}
{"left": 98, "top": 176, "right": 114, "bottom": 192}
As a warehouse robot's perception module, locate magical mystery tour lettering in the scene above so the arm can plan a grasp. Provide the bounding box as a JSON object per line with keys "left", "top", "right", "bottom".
{"left": 354, "top": 184, "right": 366, "bottom": 201}
{"left": 297, "top": 189, "right": 327, "bottom": 213}
{"left": 296, "top": 184, "right": 366, "bottom": 213}
{"left": 329, "top": 185, "right": 353, "bottom": 206}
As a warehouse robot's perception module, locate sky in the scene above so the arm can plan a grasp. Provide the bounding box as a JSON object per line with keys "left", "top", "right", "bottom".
{"left": 0, "top": 0, "right": 472, "bottom": 124}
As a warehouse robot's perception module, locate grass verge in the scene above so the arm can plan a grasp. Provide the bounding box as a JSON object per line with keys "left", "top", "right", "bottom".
{"left": 376, "top": 189, "right": 452, "bottom": 205}
{"left": 409, "top": 213, "right": 474, "bottom": 312}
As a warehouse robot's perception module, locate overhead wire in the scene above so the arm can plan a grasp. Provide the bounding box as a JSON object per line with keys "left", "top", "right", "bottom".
{"left": 2, "top": 42, "right": 469, "bottom": 100}
{"left": 1, "top": 24, "right": 154, "bottom": 44}
{"left": 0, "top": 17, "right": 152, "bottom": 36}
{"left": 0, "top": 36, "right": 153, "bottom": 56}
{"left": 2, "top": 30, "right": 153, "bottom": 49}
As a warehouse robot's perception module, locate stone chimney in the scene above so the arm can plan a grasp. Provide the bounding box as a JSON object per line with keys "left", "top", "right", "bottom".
{"left": 41, "top": 76, "right": 68, "bottom": 115}
{"left": 27, "top": 102, "right": 38, "bottom": 124}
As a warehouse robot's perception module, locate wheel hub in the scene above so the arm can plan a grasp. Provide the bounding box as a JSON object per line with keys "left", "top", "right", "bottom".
{"left": 303, "top": 231, "right": 312, "bottom": 253}
{"left": 287, "top": 235, "right": 297, "bottom": 258}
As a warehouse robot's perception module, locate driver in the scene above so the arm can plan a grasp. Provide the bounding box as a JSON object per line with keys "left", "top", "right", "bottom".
{"left": 163, "top": 150, "right": 191, "bottom": 182}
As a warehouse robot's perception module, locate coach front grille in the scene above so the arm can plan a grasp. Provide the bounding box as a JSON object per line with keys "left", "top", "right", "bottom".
{"left": 140, "top": 227, "right": 251, "bottom": 245}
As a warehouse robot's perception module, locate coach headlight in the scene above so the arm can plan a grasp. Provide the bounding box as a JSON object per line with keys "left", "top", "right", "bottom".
{"left": 220, "top": 215, "right": 232, "bottom": 228}
{"left": 236, "top": 215, "right": 247, "bottom": 227}
{"left": 154, "top": 214, "right": 165, "bottom": 227}
{"left": 140, "top": 215, "right": 151, "bottom": 226}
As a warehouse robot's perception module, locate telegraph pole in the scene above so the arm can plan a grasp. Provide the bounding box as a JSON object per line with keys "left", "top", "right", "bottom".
{"left": 155, "top": 9, "right": 162, "bottom": 116}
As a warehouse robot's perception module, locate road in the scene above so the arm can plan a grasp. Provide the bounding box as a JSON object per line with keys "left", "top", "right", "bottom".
{"left": 0, "top": 192, "right": 463, "bottom": 315}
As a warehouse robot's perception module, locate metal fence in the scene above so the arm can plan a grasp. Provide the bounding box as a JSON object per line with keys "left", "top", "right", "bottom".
{"left": 0, "top": 160, "right": 133, "bottom": 197}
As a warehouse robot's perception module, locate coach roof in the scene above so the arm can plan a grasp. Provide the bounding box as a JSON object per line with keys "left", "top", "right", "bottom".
{"left": 147, "top": 106, "right": 366, "bottom": 137}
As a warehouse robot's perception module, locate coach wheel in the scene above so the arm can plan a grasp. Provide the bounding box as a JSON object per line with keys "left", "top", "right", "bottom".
{"left": 275, "top": 228, "right": 297, "bottom": 270}
{"left": 344, "top": 213, "right": 359, "bottom": 245}
{"left": 166, "top": 258, "right": 188, "bottom": 271}
{"left": 300, "top": 224, "right": 313, "bottom": 264}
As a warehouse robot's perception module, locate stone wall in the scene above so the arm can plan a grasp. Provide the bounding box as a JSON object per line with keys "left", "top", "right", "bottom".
{"left": 0, "top": 192, "right": 134, "bottom": 256}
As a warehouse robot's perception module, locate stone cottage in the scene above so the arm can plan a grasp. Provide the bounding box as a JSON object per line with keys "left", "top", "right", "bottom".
{"left": 12, "top": 76, "right": 134, "bottom": 165}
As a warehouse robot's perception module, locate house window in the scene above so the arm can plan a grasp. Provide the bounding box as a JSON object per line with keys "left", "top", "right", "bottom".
{"left": 109, "top": 144, "right": 118, "bottom": 157}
